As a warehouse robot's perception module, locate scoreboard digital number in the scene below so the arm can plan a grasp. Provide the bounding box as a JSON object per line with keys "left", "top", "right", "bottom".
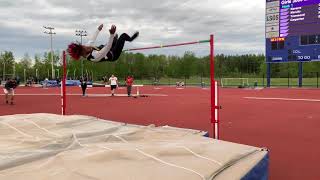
{"left": 266, "top": 0, "right": 320, "bottom": 62}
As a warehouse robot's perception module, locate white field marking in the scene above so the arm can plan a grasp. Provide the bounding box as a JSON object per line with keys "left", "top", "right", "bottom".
{"left": 22, "top": 119, "right": 62, "bottom": 137}
{"left": 177, "top": 146, "right": 222, "bottom": 166}
{"left": 136, "top": 148, "right": 205, "bottom": 180}
{"left": 105, "top": 85, "right": 144, "bottom": 87}
{"left": 0, "top": 93, "right": 168, "bottom": 97}
{"left": 111, "top": 135, "right": 205, "bottom": 180}
{"left": 244, "top": 97, "right": 320, "bottom": 102}
{"left": 87, "top": 94, "right": 168, "bottom": 97}
{"left": 0, "top": 122, "right": 33, "bottom": 138}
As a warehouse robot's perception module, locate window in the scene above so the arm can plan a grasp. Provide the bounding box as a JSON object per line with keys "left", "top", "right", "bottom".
{"left": 300, "top": 35, "right": 320, "bottom": 45}
{"left": 271, "top": 42, "right": 278, "bottom": 50}
{"left": 271, "top": 41, "right": 285, "bottom": 50}
{"left": 278, "top": 41, "right": 285, "bottom": 49}
{"left": 301, "top": 35, "right": 308, "bottom": 45}
{"left": 309, "top": 35, "right": 317, "bottom": 44}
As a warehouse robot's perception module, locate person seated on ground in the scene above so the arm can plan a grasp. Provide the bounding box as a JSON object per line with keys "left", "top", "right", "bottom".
{"left": 68, "top": 24, "right": 139, "bottom": 63}
{"left": 3, "top": 78, "right": 17, "bottom": 105}
{"left": 25, "top": 79, "right": 32, "bottom": 87}
{"left": 176, "top": 81, "right": 185, "bottom": 87}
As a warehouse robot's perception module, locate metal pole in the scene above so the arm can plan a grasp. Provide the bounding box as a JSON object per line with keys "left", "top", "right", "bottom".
{"left": 3, "top": 62, "right": 5, "bottom": 80}
{"left": 13, "top": 64, "right": 15, "bottom": 78}
{"left": 24, "top": 69, "right": 26, "bottom": 83}
{"left": 298, "top": 62, "right": 303, "bottom": 87}
{"left": 287, "top": 63, "right": 290, "bottom": 88}
{"left": 210, "top": 34, "right": 218, "bottom": 139}
{"left": 75, "top": 30, "right": 87, "bottom": 78}
{"left": 50, "top": 33, "right": 54, "bottom": 79}
{"left": 81, "top": 36, "right": 83, "bottom": 78}
{"left": 43, "top": 26, "right": 56, "bottom": 80}
{"left": 267, "top": 63, "right": 271, "bottom": 87}
{"left": 57, "top": 69, "right": 60, "bottom": 78}
{"left": 61, "top": 51, "right": 67, "bottom": 115}
{"left": 317, "top": 72, "right": 319, "bottom": 88}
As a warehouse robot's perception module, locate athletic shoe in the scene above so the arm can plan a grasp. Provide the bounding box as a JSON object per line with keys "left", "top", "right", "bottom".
{"left": 111, "top": 34, "right": 118, "bottom": 48}
{"left": 130, "top": 31, "right": 139, "bottom": 41}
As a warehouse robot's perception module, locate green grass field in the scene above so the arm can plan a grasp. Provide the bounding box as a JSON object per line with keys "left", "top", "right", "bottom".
{"left": 131, "top": 77, "right": 319, "bottom": 88}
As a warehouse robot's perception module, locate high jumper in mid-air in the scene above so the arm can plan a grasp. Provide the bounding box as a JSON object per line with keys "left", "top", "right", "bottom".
{"left": 68, "top": 24, "right": 139, "bottom": 62}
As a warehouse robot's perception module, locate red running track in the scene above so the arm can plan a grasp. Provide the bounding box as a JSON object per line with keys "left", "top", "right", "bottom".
{"left": 0, "top": 86, "right": 319, "bottom": 180}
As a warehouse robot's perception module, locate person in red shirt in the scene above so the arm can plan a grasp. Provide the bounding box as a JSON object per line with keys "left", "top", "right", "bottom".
{"left": 126, "top": 75, "right": 134, "bottom": 97}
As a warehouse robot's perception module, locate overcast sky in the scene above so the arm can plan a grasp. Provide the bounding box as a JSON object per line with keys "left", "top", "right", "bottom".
{"left": 0, "top": 0, "right": 265, "bottom": 59}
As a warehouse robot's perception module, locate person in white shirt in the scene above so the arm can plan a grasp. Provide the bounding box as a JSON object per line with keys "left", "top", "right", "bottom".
{"left": 109, "top": 74, "right": 118, "bottom": 96}
{"left": 67, "top": 24, "right": 139, "bottom": 62}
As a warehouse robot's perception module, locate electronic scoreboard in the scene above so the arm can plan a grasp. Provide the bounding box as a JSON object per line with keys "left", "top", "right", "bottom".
{"left": 266, "top": 0, "right": 320, "bottom": 62}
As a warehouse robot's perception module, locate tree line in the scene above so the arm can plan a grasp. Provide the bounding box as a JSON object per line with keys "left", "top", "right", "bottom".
{"left": 1, "top": 50, "right": 320, "bottom": 82}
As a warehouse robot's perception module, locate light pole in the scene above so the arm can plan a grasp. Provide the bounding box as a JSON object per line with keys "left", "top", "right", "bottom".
{"left": 13, "top": 64, "right": 15, "bottom": 78}
{"left": 56, "top": 69, "right": 60, "bottom": 78}
{"left": 73, "top": 69, "right": 76, "bottom": 79}
{"left": 2, "top": 61, "right": 5, "bottom": 81}
{"left": 35, "top": 69, "right": 38, "bottom": 78}
{"left": 43, "top": 26, "right": 56, "bottom": 80}
{"left": 24, "top": 69, "right": 26, "bottom": 83}
{"left": 35, "top": 69, "right": 38, "bottom": 83}
{"left": 75, "top": 30, "right": 87, "bottom": 78}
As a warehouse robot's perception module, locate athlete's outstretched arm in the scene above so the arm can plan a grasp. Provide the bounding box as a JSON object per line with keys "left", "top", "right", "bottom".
{"left": 90, "top": 25, "right": 116, "bottom": 62}
{"left": 86, "top": 24, "right": 103, "bottom": 46}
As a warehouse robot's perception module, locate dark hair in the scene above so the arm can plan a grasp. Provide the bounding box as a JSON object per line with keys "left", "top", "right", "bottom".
{"left": 67, "top": 43, "right": 83, "bottom": 60}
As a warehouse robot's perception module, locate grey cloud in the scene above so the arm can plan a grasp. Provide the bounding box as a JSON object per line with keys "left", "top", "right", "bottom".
{"left": 0, "top": 0, "right": 266, "bottom": 59}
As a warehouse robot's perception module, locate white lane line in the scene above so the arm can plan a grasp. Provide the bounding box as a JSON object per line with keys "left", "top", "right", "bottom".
{"left": 0, "top": 93, "right": 168, "bottom": 97}
{"left": 244, "top": 97, "right": 320, "bottom": 102}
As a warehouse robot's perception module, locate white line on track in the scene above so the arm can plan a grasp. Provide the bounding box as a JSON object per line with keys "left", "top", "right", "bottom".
{"left": 0, "top": 93, "right": 168, "bottom": 97}
{"left": 244, "top": 97, "right": 320, "bottom": 102}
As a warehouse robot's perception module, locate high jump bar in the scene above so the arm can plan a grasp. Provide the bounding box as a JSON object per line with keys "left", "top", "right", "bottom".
{"left": 124, "top": 40, "right": 210, "bottom": 51}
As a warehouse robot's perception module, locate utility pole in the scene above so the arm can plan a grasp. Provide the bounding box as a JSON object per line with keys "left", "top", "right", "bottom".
{"left": 56, "top": 69, "right": 60, "bottom": 78}
{"left": 43, "top": 26, "right": 56, "bottom": 79}
{"left": 2, "top": 61, "right": 5, "bottom": 81}
{"left": 75, "top": 30, "right": 87, "bottom": 78}
{"left": 24, "top": 69, "right": 26, "bottom": 83}
{"left": 13, "top": 64, "right": 15, "bottom": 78}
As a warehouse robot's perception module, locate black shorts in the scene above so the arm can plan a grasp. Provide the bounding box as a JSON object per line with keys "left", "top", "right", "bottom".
{"left": 111, "top": 85, "right": 117, "bottom": 90}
